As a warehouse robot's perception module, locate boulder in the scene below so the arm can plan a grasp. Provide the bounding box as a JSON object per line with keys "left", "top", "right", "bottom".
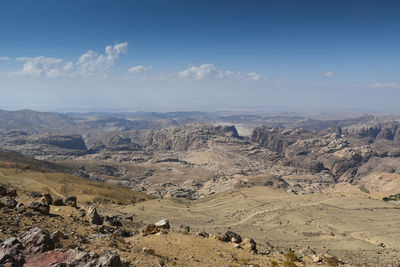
{"left": 222, "top": 230, "right": 242, "bottom": 243}
{"left": 1, "top": 227, "right": 124, "bottom": 267}
{"left": 87, "top": 206, "right": 103, "bottom": 225}
{"left": 65, "top": 196, "right": 77, "bottom": 207}
{"left": 241, "top": 238, "right": 257, "bottom": 253}
{"left": 18, "top": 227, "right": 54, "bottom": 254}
{"left": 28, "top": 201, "right": 50, "bottom": 215}
{"left": 0, "top": 237, "right": 24, "bottom": 266}
{"left": 142, "top": 224, "right": 158, "bottom": 235}
{"left": 23, "top": 248, "right": 123, "bottom": 267}
{"left": 52, "top": 198, "right": 64, "bottom": 206}
{"left": 196, "top": 231, "right": 209, "bottom": 238}
{"left": 155, "top": 219, "right": 170, "bottom": 230}
{"left": 41, "top": 193, "right": 52, "bottom": 205}
{"left": 31, "top": 192, "right": 42, "bottom": 198}
{"left": 108, "top": 217, "right": 122, "bottom": 227}
{"left": 96, "top": 252, "right": 123, "bottom": 267}
{"left": 0, "top": 196, "right": 18, "bottom": 209}
{"left": 5, "top": 189, "right": 17, "bottom": 197}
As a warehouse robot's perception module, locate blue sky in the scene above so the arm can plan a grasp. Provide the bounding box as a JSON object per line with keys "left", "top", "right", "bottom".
{"left": 0, "top": 0, "right": 399, "bottom": 112}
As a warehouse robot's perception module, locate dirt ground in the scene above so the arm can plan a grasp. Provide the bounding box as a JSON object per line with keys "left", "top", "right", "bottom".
{"left": 116, "top": 186, "right": 400, "bottom": 266}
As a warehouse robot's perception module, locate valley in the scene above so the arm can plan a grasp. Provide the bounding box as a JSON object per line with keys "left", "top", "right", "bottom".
{"left": 1, "top": 109, "right": 400, "bottom": 266}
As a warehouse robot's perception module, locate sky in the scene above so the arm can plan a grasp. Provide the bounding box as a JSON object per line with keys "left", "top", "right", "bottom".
{"left": 0, "top": 0, "right": 399, "bottom": 112}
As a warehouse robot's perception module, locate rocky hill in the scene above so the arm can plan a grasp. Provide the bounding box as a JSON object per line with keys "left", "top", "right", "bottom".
{"left": 0, "top": 109, "right": 78, "bottom": 133}
{"left": 145, "top": 123, "right": 241, "bottom": 151}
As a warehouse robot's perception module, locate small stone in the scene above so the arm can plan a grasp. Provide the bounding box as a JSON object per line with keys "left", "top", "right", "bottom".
{"left": 52, "top": 230, "right": 64, "bottom": 243}
{"left": 222, "top": 230, "right": 242, "bottom": 243}
{"left": 41, "top": 193, "right": 52, "bottom": 205}
{"left": 155, "top": 219, "right": 170, "bottom": 229}
{"left": 65, "top": 196, "right": 77, "bottom": 207}
{"left": 31, "top": 191, "right": 42, "bottom": 198}
{"left": 311, "top": 254, "right": 323, "bottom": 263}
{"left": 142, "top": 224, "right": 158, "bottom": 235}
{"left": 240, "top": 238, "right": 257, "bottom": 253}
{"left": 28, "top": 201, "right": 50, "bottom": 215}
{"left": 324, "top": 255, "right": 339, "bottom": 266}
{"left": 53, "top": 198, "right": 64, "bottom": 206}
{"left": 142, "top": 247, "right": 155, "bottom": 255}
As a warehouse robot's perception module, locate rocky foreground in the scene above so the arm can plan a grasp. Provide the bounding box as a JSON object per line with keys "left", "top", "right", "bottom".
{"left": 0, "top": 184, "right": 340, "bottom": 267}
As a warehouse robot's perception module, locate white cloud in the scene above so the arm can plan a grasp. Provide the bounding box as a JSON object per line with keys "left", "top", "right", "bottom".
{"left": 15, "top": 56, "right": 70, "bottom": 78}
{"left": 247, "top": 72, "right": 261, "bottom": 82}
{"left": 372, "top": 82, "right": 398, "bottom": 88}
{"left": 179, "top": 63, "right": 218, "bottom": 80}
{"left": 128, "top": 65, "right": 152, "bottom": 74}
{"left": 324, "top": 71, "right": 334, "bottom": 77}
{"left": 77, "top": 42, "right": 128, "bottom": 75}
{"left": 0, "top": 57, "right": 10, "bottom": 61}
{"left": 178, "top": 63, "right": 264, "bottom": 82}
{"left": 14, "top": 42, "right": 128, "bottom": 78}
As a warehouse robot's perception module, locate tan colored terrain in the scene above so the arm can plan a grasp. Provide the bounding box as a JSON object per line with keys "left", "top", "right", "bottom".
{"left": 119, "top": 186, "right": 400, "bottom": 266}
{"left": 0, "top": 166, "right": 335, "bottom": 267}
{"left": 1, "top": 164, "right": 400, "bottom": 266}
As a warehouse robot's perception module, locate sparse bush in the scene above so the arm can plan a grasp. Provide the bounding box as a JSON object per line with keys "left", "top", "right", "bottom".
{"left": 383, "top": 193, "right": 400, "bottom": 202}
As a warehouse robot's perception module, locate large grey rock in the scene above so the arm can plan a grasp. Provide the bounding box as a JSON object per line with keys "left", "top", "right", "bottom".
{"left": 222, "top": 230, "right": 242, "bottom": 243}
{"left": 87, "top": 206, "right": 103, "bottom": 225}
{"left": 28, "top": 201, "right": 50, "bottom": 215}
{"left": 18, "top": 227, "right": 54, "bottom": 254}
{"left": 0, "top": 196, "right": 18, "bottom": 209}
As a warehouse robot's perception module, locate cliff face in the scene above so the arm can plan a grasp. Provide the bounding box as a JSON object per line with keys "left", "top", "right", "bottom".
{"left": 145, "top": 123, "right": 241, "bottom": 151}
{"left": 343, "top": 123, "right": 400, "bottom": 142}
{"left": 29, "top": 135, "right": 87, "bottom": 150}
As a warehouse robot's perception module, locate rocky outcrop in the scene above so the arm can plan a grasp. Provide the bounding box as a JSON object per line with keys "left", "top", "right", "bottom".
{"left": 0, "top": 227, "right": 124, "bottom": 267}
{"left": 29, "top": 134, "right": 87, "bottom": 150}
{"left": 251, "top": 127, "right": 311, "bottom": 153}
{"left": 344, "top": 122, "right": 400, "bottom": 143}
{"left": 89, "top": 134, "right": 142, "bottom": 153}
{"left": 146, "top": 123, "right": 241, "bottom": 151}
{"left": 88, "top": 206, "right": 103, "bottom": 225}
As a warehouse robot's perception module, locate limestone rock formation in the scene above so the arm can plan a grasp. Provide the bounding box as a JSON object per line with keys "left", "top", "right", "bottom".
{"left": 88, "top": 206, "right": 103, "bottom": 225}
{"left": 146, "top": 123, "right": 241, "bottom": 151}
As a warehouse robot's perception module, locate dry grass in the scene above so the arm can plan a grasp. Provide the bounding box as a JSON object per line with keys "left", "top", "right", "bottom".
{"left": 0, "top": 167, "right": 154, "bottom": 204}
